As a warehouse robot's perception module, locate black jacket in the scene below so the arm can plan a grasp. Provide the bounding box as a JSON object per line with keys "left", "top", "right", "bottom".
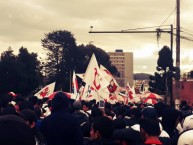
{"left": 40, "top": 110, "right": 83, "bottom": 145}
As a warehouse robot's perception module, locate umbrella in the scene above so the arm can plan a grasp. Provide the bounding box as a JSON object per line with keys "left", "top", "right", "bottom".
{"left": 141, "top": 93, "right": 163, "bottom": 100}
{"left": 48, "top": 91, "right": 71, "bottom": 100}
{"left": 143, "top": 98, "right": 158, "bottom": 105}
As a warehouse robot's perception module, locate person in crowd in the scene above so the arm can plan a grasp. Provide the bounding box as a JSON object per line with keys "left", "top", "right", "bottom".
{"left": 177, "top": 113, "right": 193, "bottom": 145}
{"left": 34, "top": 106, "right": 44, "bottom": 129}
{"left": 113, "top": 118, "right": 126, "bottom": 130}
{"left": 125, "top": 107, "right": 141, "bottom": 127}
{"left": 139, "top": 118, "right": 162, "bottom": 145}
{"left": 28, "top": 96, "right": 39, "bottom": 108}
{"left": 82, "top": 101, "right": 92, "bottom": 117}
{"left": 181, "top": 114, "right": 193, "bottom": 132}
{"left": 73, "top": 100, "right": 89, "bottom": 126}
{"left": 141, "top": 106, "right": 171, "bottom": 145}
{"left": 1, "top": 103, "right": 18, "bottom": 115}
{"left": 19, "top": 100, "right": 34, "bottom": 111}
{"left": 0, "top": 114, "right": 35, "bottom": 145}
{"left": 90, "top": 107, "right": 103, "bottom": 123}
{"left": 20, "top": 109, "right": 45, "bottom": 145}
{"left": 177, "top": 129, "right": 193, "bottom": 145}
{"left": 161, "top": 108, "right": 181, "bottom": 145}
{"left": 154, "top": 102, "right": 168, "bottom": 121}
{"left": 40, "top": 92, "right": 83, "bottom": 145}
{"left": 81, "top": 122, "right": 92, "bottom": 145}
{"left": 105, "top": 102, "right": 115, "bottom": 119}
{"left": 87, "top": 116, "right": 120, "bottom": 145}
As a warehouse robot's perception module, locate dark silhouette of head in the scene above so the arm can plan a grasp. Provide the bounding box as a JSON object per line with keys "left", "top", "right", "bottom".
{"left": 91, "top": 116, "right": 113, "bottom": 139}
{"left": 0, "top": 115, "right": 35, "bottom": 145}
{"left": 51, "top": 92, "right": 70, "bottom": 112}
{"left": 140, "top": 118, "right": 160, "bottom": 136}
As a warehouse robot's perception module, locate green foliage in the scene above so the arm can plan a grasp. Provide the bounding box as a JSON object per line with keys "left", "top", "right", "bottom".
{"left": 148, "top": 72, "right": 165, "bottom": 95}
{"left": 149, "top": 45, "right": 174, "bottom": 95}
{"left": 0, "top": 47, "right": 43, "bottom": 96}
{"left": 17, "top": 47, "right": 43, "bottom": 95}
{"left": 41, "top": 30, "right": 78, "bottom": 91}
{"left": 157, "top": 45, "right": 173, "bottom": 71}
{"left": 41, "top": 30, "right": 119, "bottom": 91}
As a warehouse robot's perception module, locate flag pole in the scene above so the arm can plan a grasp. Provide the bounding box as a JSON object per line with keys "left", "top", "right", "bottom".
{"left": 70, "top": 70, "right": 72, "bottom": 93}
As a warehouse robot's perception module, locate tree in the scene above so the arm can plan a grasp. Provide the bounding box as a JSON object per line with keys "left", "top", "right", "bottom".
{"left": 157, "top": 45, "right": 173, "bottom": 71}
{"left": 0, "top": 48, "right": 18, "bottom": 94}
{"left": 0, "top": 47, "right": 43, "bottom": 96}
{"left": 149, "top": 45, "right": 175, "bottom": 104}
{"left": 17, "top": 47, "right": 43, "bottom": 96}
{"left": 41, "top": 30, "right": 79, "bottom": 91}
{"left": 148, "top": 72, "right": 165, "bottom": 95}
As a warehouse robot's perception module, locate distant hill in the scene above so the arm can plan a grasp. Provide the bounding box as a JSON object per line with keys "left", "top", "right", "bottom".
{"left": 133, "top": 73, "right": 151, "bottom": 80}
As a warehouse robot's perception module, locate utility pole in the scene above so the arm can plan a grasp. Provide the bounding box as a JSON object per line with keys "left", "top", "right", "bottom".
{"left": 170, "top": 24, "right": 173, "bottom": 106}
{"left": 174, "top": 0, "right": 181, "bottom": 109}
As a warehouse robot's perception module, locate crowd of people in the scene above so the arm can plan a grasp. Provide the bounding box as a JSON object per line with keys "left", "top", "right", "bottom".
{"left": 0, "top": 92, "right": 192, "bottom": 145}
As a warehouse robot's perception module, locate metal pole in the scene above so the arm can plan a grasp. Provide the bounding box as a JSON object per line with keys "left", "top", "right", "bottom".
{"left": 170, "top": 24, "right": 173, "bottom": 106}
{"left": 175, "top": 0, "right": 181, "bottom": 109}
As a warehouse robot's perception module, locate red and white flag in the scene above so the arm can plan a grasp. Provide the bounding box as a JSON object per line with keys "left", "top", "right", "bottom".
{"left": 72, "top": 70, "right": 79, "bottom": 94}
{"left": 83, "top": 53, "right": 101, "bottom": 90}
{"left": 81, "top": 84, "right": 98, "bottom": 101}
{"left": 34, "top": 82, "right": 56, "bottom": 99}
{"left": 126, "top": 82, "right": 134, "bottom": 101}
{"left": 100, "top": 65, "right": 119, "bottom": 87}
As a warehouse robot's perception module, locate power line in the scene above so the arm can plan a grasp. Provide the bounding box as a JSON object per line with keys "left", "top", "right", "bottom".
{"left": 173, "top": 33, "right": 193, "bottom": 42}
{"left": 159, "top": 0, "right": 184, "bottom": 27}
{"left": 181, "top": 27, "right": 193, "bottom": 35}
{"left": 122, "top": 25, "right": 170, "bottom": 31}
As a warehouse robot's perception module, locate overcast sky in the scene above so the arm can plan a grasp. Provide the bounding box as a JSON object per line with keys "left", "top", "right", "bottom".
{"left": 0, "top": 0, "right": 193, "bottom": 74}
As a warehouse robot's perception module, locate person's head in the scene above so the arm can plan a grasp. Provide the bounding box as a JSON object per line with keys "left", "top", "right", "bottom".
{"left": 141, "top": 106, "right": 158, "bottom": 119}
{"left": 161, "top": 108, "right": 181, "bottom": 136}
{"left": 91, "top": 108, "right": 103, "bottom": 118}
{"left": 0, "top": 94, "right": 11, "bottom": 108}
{"left": 154, "top": 102, "right": 167, "bottom": 117}
{"left": 130, "top": 107, "right": 141, "bottom": 119}
{"left": 73, "top": 100, "right": 82, "bottom": 111}
{"left": 20, "top": 109, "right": 37, "bottom": 129}
{"left": 28, "top": 96, "right": 38, "bottom": 106}
{"left": 177, "top": 130, "right": 193, "bottom": 145}
{"left": 139, "top": 118, "right": 160, "bottom": 142}
{"left": 90, "top": 116, "right": 113, "bottom": 140}
{"left": 51, "top": 92, "right": 70, "bottom": 112}
{"left": 182, "top": 114, "right": 193, "bottom": 131}
{"left": 113, "top": 118, "right": 126, "bottom": 130}
{"left": 1, "top": 104, "right": 17, "bottom": 115}
{"left": 19, "top": 100, "right": 34, "bottom": 111}
{"left": 82, "top": 101, "right": 90, "bottom": 112}
{"left": 0, "top": 115, "right": 35, "bottom": 145}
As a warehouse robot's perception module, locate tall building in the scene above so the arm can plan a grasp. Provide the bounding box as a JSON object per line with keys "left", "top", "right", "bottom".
{"left": 108, "top": 50, "right": 133, "bottom": 87}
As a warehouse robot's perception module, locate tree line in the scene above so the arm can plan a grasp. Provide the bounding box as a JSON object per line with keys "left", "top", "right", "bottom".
{"left": 0, "top": 30, "right": 119, "bottom": 97}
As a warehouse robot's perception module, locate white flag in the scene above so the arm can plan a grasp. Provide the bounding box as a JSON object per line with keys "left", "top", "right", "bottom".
{"left": 83, "top": 53, "right": 100, "bottom": 90}
{"left": 100, "top": 65, "right": 119, "bottom": 87}
{"left": 34, "top": 82, "right": 56, "bottom": 99}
